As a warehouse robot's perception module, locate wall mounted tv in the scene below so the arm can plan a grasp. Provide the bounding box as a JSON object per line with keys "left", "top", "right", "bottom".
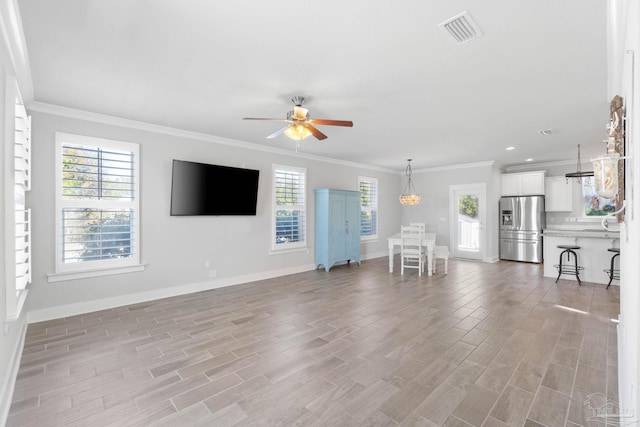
{"left": 170, "top": 159, "right": 259, "bottom": 216}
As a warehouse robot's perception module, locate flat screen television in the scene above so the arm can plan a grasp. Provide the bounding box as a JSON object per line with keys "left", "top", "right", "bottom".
{"left": 170, "top": 159, "right": 259, "bottom": 216}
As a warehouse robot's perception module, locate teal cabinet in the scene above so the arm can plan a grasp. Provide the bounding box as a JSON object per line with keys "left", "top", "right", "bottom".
{"left": 315, "top": 189, "right": 361, "bottom": 271}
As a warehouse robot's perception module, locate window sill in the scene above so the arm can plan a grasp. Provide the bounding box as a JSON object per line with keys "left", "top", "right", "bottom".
{"left": 269, "top": 247, "right": 309, "bottom": 255}
{"left": 361, "top": 237, "right": 379, "bottom": 243}
{"left": 47, "top": 264, "right": 146, "bottom": 283}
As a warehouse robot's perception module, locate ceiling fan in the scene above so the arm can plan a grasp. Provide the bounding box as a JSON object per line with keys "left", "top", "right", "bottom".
{"left": 243, "top": 96, "right": 353, "bottom": 141}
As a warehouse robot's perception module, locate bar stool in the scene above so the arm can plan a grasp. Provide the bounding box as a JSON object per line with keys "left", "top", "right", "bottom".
{"left": 604, "top": 248, "right": 620, "bottom": 289}
{"left": 554, "top": 245, "right": 583, "bottom": 285}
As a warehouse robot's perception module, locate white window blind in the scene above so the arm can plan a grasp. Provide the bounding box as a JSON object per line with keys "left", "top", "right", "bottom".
{"left": 55, "top": 133, "right": 140, "bottom": 273}
{"left": 359, "top": 176, "right": 378, "bottom": 240}
{"left": 6, "top": 77, "right": 32, "bottom": 320}
{"left": 272, "top": 165, "right": 306, "bottom": 250}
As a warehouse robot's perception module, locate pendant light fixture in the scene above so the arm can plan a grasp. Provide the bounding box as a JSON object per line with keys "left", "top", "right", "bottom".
{"left": 565, "top": 144, "right": 594, "bottom": 183}
{"left": 399, "top": 159, "right": 421, "bottom": 205}
{"left": 591, "top": 138, "right": 620, "bottom": 198}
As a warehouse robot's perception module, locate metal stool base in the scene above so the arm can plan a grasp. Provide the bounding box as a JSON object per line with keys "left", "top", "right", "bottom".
{"left": 554, "top": 247, "right": 583, "bottom": 285}
{"left": 604, "top": 250, "right": 620, "bottom": 289}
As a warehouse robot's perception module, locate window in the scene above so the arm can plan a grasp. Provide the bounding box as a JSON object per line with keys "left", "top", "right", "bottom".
{"left": 272, "top": 165, "right": 306, "bottom": 251}
{"left": 581, "top": 176, "right": 616, "bottom": 218}
{"left": 359, "top": 176, "right": 378, "bottom": 240}
{"left": 54, "top": 133, "right": 141, "bottom": 277}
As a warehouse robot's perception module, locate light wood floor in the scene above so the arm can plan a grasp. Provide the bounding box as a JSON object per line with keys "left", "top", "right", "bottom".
{"left": 8, "top": 257, "right": 619, "bottom": 427}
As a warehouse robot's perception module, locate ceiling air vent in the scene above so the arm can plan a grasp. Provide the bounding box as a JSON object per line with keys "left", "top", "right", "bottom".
{"left": 439, "top": 11, "right": 483, "bottom": 44}
{"left": 537, "top": 129, "right": 556, "bottom": 136}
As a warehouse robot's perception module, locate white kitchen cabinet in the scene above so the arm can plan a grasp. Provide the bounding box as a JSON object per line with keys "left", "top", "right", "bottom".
{"left": 501, "top": 171, "right": 545, "bottom": 196}
{"left": 545, "top": 176, "right": 573, "bottom": 212}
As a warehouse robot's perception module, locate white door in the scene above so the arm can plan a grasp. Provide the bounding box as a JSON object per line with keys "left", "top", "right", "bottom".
{"left": 450, "top": 184, "right": 485, "bottom": 260}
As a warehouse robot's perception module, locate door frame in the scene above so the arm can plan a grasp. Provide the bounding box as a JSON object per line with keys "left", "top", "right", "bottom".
{"left": 449, "top": 183, "right": 486, "bottom": 261}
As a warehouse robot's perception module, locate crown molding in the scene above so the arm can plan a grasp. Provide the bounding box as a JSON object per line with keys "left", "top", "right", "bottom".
{"left": 28, "top": 102, "right": 397, "bottom": 174}
{"left": 409, "top": 160, "right": 495, "bottom": 174}
{"left": 0, "top": 0, "right": 34, "bottom": 102}
{"left": 505, "top": 159, "right": 580, "bottom": 172}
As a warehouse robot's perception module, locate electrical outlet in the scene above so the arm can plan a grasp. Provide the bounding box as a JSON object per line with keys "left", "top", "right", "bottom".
{"left": 209, "top": 269, "right": 217, "bottom": 278}
{"left": 205, "top": 260, "right": 211, "bottom": 268}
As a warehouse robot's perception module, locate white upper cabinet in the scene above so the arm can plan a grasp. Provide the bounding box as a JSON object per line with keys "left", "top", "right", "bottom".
{"left": 501, "top": 171, "right": 545, "bottom": 196}
{"left": 544, "top": 176, "right": 573, "bottom": 212}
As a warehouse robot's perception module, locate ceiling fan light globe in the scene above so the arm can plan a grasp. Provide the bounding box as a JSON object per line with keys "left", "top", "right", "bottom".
{"left": 284, "top": 124, "right": 312, "bottom": 141}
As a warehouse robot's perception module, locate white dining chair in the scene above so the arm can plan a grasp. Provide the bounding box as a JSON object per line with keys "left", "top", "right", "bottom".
{"left": 401, "top": 225, "right": 424, "bottom": 276}
{"left": 410, "top": 222, "right": 426, "bottom": 232}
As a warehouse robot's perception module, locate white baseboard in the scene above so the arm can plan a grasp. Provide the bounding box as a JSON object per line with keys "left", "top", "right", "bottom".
{"left": 27, "top": 263, "right": 317, "bottom": 323}
{"left": 0, "top": 318, "right": 28, "bottom": 427}
{"left": 361, "top": 250, "right": 389, "bottom": 261}
{"left": 484, "top": 256, "right": 500, "bottom": 263}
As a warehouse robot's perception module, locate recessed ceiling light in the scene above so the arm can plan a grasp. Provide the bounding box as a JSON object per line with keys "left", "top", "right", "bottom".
{"left": 505, "top": 146, "right": 516, "bottom": 151}
{"left": 525, "top": 158, "right": 534, "bottom": 162}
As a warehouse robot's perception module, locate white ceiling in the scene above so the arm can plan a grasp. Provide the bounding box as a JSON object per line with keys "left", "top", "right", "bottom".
{"left": 17, "top": 0, "right": 609, "bottom": 171}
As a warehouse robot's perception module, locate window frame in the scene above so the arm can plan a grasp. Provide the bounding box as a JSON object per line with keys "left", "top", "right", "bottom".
{"left": 271, "top": 164, "right": 307, "bottom": 252}
{"left": 359, "top": 176, "right": 379, "bottom": 241}
{"left": 53, "top": 133, "right": 142, "bottom": 277}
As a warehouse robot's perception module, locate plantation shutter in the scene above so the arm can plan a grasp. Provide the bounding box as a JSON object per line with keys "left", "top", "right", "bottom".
{"left": 273, "top": 166, "right": 306, "bottom": 249}
{"left": 56, "top": 134, "right": 140, "bottom": 272}
{"left": 359, "top": 177, "right": 378, "bottom": 239}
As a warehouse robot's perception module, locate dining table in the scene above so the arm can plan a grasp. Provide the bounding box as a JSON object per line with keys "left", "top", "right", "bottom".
{"left": 387, "top": 232, "right": 437, "bottom": 276}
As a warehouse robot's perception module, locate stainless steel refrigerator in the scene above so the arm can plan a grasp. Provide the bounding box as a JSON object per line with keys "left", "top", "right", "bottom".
{"left": 499, "top": 195, "right": 545, "bottom": 263}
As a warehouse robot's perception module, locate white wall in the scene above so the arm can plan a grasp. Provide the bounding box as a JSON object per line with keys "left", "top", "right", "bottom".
{"left": 398, "top": 162, "right": 500, "bottom": 262}
{"left": 24, "top": 110, "right": 401, "bottom": 320}
{"left": 616, "top": 0, "right": 640, "bottom": 420}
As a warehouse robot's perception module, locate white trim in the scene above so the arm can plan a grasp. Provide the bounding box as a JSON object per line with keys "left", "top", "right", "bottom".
{"left": 0, "top": 0, "right": 34, "bottom": 103}
{"left": 449, "top": 183, "right": 487, "bottom": 261}
{"left": 268, "top": 247, "right": 309, "bottom": 256}
{"left": 29, "top": 263, "right": 317, "bottom": 323}
{"left": 47, "top": 264, "right": 146, "bottom": 283}
{"left": 271, "top": 164, "right": 307, "bottom": 252}
{"left": 0, "top": 318, "right": 27, "bottom": 427}
{"left": 360, "top": 250, "right": 388, "bottom": 260}
{"left": 28, "top": 102, "right": 397, "bottom": 174}
{"left": 358, "top": 176, "right": 379, "bottom": 241}
{"left": 54, "top": 133, "right": 141, "bottom": 274}
{"left": 4, "top": 76, "right": 17, "bottom": 322}
{"left": 4, "top": 290, "right": 28, "bottom": 322}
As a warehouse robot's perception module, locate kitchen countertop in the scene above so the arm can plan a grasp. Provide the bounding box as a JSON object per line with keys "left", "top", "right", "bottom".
{"left": 542, "top": 228, "right": 620, "bottom": 239}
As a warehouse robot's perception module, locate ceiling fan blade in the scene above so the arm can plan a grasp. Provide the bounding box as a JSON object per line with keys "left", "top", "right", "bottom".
{"left": 306, "top": 124, "right": 328, "bottom": 140}
{"left": 309, "top": 119, "right": 353, "bottom": 127}
{"left": 243, "top": 117, "right": 290, "bottom": 122}
{"left": 266, "top": 126, "right": 289, "bottom": 139}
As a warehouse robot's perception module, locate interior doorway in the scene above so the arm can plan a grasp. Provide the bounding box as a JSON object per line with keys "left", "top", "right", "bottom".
{"left": 450, "top": 184, "right": 486, "bottom": 260}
